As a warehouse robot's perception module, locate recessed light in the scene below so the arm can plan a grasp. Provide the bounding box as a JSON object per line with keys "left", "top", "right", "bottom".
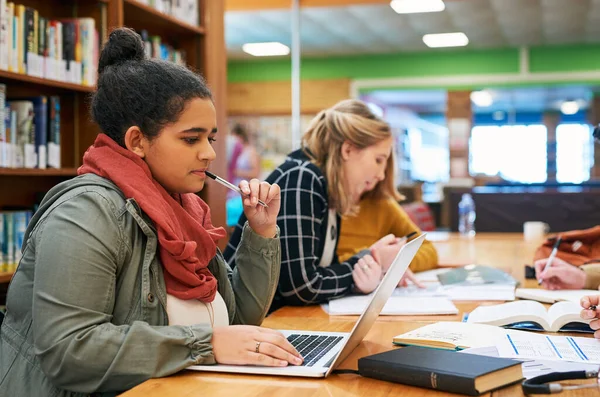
{"left": 560, "top": 100, "right": 579, "bottom": 115}
{"left": 242, "top": 42, "right": 290, "bottom": 57}
{"left": 390, "top": 0, "right": 445, "bottom": 14}
{"left": 422, "top": 32, "right": 469, "bottom": 48}
{"left": 470, "top": 91, "right": 493, "bottom": 107}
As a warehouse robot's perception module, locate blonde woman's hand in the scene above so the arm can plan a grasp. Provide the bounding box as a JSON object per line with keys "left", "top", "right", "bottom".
{"left": 369, "top": 234, "right": 405, "bottom": 273}
{"left": 240, "top": 179, "right": 281, "bottom": 238}
{"left": 212, "top": 325, "right": 303, "bottom": 366}
{"left": 352, "top": 255, "right": 383, "bottom": 294}
{"left": 580, "top": 295, "right": 600, "bottom": 339}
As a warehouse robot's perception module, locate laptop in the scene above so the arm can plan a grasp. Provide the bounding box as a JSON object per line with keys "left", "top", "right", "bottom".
{"left": 189, "top": 233, "right": 426, "bottom": 378}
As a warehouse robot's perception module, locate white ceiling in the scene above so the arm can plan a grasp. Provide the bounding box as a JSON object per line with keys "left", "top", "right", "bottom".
{"left": 226, "top": 0, "right": 600, "bottom": 59}
{"left": 363, "top": 85, "right": 597, "bottom": 114}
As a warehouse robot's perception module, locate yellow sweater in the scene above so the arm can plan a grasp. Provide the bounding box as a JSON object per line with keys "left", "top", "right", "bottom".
{"left": 338, "top": 197, "right": 438, "bottom": 272}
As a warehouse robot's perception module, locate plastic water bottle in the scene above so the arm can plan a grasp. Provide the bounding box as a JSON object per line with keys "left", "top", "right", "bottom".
{"left": 458, "top": 193, "right": 476, "bottom": 237}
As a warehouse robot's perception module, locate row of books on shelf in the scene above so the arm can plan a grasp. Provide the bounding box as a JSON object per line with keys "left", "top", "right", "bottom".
{"left": 0, "top": 1, "right": 99, "bottom": 86}
{"left": 0, "top": 210, "right": 31, "bottom": 273}
{"left": 0, "top": 84, "right": 61, "bottom": 169}
{"left": 140, "top": 30, "right": 187, "bottom": 65}
{"left": 135, "top": 0, "right": 200, "bottom": 27}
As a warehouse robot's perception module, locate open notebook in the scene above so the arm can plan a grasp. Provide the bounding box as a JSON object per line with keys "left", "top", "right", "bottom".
{"left": 393, "top": 322, "right": 508, "bottom": 351}
{"left": 466, "top": 300, "right": 593, "bottom": 333}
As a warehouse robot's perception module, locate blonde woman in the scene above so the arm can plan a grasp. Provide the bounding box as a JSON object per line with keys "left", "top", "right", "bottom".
{"left": 224, "top": 99, "right": 420, "bottom": 312}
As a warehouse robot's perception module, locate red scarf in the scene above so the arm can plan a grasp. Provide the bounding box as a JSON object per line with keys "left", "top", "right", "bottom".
{"left": 78, "top": 134, "right": 226, "bottom": 302}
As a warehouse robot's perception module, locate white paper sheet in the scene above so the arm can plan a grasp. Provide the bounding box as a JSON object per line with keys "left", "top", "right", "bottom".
{"left": 325, "top": 295, "right": 458, "bottom": 316}
{"left": 496, "top": 331, "right": 600, "bottom": 364}
{"left": 460, "top": 346, "right": 598, "bottom": 379}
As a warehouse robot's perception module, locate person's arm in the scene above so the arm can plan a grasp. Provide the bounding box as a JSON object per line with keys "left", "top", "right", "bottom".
{"left": 228, "top": 222, "right": 281, "bottom": 325}
{"left": 383, "top": 199, "right": 438, "bottom": 272}
{"left": 582, "top": 264, "right": 600, "bottom": 290}
{"left": 32, "top": 192, "right": 215, "bottom": 393}
{"left": 275, "top": 167, "right": 363, "bottom": 305}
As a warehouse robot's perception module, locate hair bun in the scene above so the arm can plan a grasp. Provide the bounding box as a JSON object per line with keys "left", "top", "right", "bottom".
{"left": 98, "top": 28, "right": 145, "bottom": 74}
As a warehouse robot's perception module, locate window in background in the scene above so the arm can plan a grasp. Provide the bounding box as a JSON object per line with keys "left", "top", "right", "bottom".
{"left": 470, "top": 125, "right": 547, "bottom": 183}
{"left": 556, "top": 123, "right": 594, "bottom": 183}
{"left": 407, "top": 127, "right": 449, "bottom": 182}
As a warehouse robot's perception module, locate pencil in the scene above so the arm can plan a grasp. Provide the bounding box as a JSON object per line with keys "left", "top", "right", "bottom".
{"left": 204, "top": 171, "right": 268, "bottom": 208}
{"left": 537, "top": 236, "right": 562, "bottom": 285}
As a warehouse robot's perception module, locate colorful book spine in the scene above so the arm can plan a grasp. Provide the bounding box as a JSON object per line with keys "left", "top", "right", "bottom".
{"left": 47, "top": 96, "right": 60, "bottom": 168}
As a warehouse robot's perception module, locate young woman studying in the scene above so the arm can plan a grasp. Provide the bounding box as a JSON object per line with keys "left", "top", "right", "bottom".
{"left": 0, "top": 28, "right": 301, "bottom": 397}
{"left": 224, "top": 99, "right": 422, "bottom": 312}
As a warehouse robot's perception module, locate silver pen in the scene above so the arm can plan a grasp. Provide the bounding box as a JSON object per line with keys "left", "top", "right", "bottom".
{"left": 205, "top": 171, "right": 268, "bottom": 208}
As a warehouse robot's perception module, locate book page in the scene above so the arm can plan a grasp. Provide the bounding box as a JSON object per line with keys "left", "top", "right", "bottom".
{"left": 394, "top": 321, "right": 507, "bottom": 350}
{"left": 467, "top": 300, "right": 550, "bottom": 329}
{"left": 327, "top": 295, "right": 458, "bottom": 316}
{"left": 547, "top": 301, "right": 589, "bottom": 331}
{"left": 496, "top": 331, "right": 600, "bottom": 364}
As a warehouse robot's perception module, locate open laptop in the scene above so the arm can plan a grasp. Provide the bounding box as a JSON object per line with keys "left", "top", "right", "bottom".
{"left": 189, "top": 233, "right": 426, "bottom": 378}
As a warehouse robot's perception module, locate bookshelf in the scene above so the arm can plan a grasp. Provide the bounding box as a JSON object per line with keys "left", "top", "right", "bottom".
{"left": 0, "top": 0, "right": 228, "bottom": 284}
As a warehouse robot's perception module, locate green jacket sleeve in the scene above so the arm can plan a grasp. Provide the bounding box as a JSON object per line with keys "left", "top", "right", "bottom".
{"left": 32, "top": 191, "right": 215, "bottom": 393}
{"left": 228, "top": 222, "right": 281, "bottom": 325}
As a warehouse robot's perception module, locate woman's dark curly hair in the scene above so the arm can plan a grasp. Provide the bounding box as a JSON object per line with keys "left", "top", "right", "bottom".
{"left": 91, "top": 27, "right": 212, "bottom": 146}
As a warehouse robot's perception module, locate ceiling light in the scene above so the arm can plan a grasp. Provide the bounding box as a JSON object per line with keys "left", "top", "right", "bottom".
{"left": 390, "top": 0, "right": 445, "bottom": 14}
{"left": 422, "top": 32, "right": 469, "bottom": 48}
{"left": 470, "top": 91, "right": 493, "bottom": 107}
{"left": 560, "top": 100, "right": 579, "bottom": 115}
{"left": 242, "top": 42, "right": 290, "bottom": 57}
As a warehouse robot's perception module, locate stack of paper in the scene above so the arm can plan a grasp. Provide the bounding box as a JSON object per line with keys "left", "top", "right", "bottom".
{"left": 325, "top": 296, "right": 458, "bottom": 316}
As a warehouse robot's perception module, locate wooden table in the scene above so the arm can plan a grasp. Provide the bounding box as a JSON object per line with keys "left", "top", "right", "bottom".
{"left": 121, "top": 233, "right": 597, "bottom": 397}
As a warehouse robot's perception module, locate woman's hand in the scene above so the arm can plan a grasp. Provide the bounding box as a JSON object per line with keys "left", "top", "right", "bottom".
{"left": 352, "top": 255, "right": 383, "bottom": 294}
{"left": 534, "top": 257, "right": 586, "bottom": 290}
{"left": 369, "top": 234, "right": 405, "bottom": 273}
{"left": 212, "top": 325, "right": 303, "bottom": 366}
{"left": 240, "top": 179, "right": 280, "bottom": 238}
{"left": 580, "top": 295, "right": 600, "bottom": 339}
{"left": 396, "top": 269, "right": 425, "bottom": 288}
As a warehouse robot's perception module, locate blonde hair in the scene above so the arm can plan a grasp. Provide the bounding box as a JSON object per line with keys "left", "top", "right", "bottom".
{"left": 302, "top": 99, "right": 403, "bottom": 216}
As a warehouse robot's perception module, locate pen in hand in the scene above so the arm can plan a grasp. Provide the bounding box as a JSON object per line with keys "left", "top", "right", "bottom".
{"left": 537, "top": 236, "right": 562, "bottom": 285}
{"left": 204, "top": 171, "right": 268, "bottom": 208}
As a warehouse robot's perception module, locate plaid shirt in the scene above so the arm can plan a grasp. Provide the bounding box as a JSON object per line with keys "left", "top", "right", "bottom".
{"left": 224, "top": 149, "right": 364, "bottom": 311}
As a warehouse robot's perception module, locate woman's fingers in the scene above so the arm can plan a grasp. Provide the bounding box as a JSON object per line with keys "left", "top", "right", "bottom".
{"left": 254, "top": 341, "right": 303, "bottom": 365}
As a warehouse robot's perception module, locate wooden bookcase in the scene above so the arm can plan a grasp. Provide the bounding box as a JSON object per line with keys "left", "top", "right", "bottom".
{"left": 0, "top": 0, "right": 228, "bottom": 286}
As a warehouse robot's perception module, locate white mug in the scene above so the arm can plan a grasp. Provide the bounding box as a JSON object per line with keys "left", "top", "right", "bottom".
{"left": 523, "top": 221, "right": 550, "bottom": 241}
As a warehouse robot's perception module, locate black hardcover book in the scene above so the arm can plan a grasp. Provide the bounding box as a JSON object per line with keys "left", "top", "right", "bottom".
{"left": 358, "top": 346, "right": 523, "bottom": 396}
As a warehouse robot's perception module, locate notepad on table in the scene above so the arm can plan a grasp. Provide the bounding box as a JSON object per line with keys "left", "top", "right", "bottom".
{"left": 327, "top": 295, "right": 458, "bottom": 316}
{"left": 393, "top": 321, "right": 508, "bottom": 351}
{"left": 515, "top": 288, "right": 599, "bottom": 304}
{"left": 466, "top": 300, "right": 593, "bottom": 333}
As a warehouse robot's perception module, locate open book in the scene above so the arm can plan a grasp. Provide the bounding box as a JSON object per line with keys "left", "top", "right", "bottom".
{"left": 515, "top": 288, "right": 599, "bottom": 304}
{"left": 466, "top": 300, "right": 593, "bottom": 333}
{"left": 393, "top": 321, "right": 508, "bottom": 351}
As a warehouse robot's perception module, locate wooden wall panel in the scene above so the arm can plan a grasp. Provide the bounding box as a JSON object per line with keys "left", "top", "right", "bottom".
{"left": 228, "top": 79, "right": 350, "bottom": 115}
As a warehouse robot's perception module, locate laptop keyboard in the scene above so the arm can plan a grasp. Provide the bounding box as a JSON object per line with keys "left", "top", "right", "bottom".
{"left": 287, "top": 334, "right": 344, "bottom": 367}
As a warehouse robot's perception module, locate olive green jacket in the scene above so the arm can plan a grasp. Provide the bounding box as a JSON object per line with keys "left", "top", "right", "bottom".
{"left": 0, "top": 174, "right": 280, "bottom": 397}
